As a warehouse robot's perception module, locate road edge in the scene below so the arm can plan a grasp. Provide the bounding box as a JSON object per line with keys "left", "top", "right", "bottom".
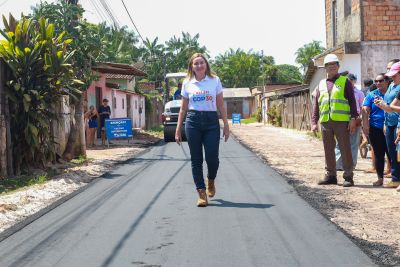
{"left": 229, "top": 131, "right": 381, "bottom": 267}
{"left": 0, "top": 140, "right": 163, "bottom": 243}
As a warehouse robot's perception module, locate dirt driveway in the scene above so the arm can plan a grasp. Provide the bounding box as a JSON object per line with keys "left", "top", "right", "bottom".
{"left": 230, "top": 123, "right": 400, "bottom": 267}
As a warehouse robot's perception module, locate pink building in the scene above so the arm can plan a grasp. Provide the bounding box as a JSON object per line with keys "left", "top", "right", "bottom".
{"left": 85, "top": 62, "right": 147, "bottom": 129}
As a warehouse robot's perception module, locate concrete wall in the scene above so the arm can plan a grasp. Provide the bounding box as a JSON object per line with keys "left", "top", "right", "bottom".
{"left": 108, "top": 78, "right": 128, "bottom": 90}
{"left": 361, "top": 40, "right": 400, "bottom": 79}
{"left": 340, "top": 54, "right": 362, "bottom": 88}
{"left": 131, "top": 94, "right": 145, "bottom": 129}
{"left": 326, "top": 0, "right": 362, "bottom": 49}
{"left": 309, "top": 68, "right": 327, "bottom": 96}
{"left": 112, "top": 90, "right": 127, "bottom": 118}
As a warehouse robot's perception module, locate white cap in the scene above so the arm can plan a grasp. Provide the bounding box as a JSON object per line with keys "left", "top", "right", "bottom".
{"left": 323, "top": 54, "right": 339, "bottom": 65}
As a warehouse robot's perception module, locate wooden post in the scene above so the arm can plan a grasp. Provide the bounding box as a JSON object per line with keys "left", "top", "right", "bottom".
{"left": 0, "top": 58, "right": 7, "bottom": 177}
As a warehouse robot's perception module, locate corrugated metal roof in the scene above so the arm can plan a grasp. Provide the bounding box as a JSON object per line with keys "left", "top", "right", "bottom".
{"left": 222, "top": 88, "right": 252, "bottom": 98}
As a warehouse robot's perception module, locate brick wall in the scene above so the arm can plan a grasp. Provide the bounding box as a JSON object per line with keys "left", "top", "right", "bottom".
{"left": 363, "top": 0, "right": 400, "bottom": 41}
{"left": 326, "top": 0, "right": 331, "bottom": 46}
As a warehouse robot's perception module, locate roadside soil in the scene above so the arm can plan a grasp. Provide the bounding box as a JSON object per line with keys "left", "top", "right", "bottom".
{"left": 0, "top": 132, "right": 161, "bottom": 233}
{"left": 230, "top": 123, "right": 400, "bottom": 267}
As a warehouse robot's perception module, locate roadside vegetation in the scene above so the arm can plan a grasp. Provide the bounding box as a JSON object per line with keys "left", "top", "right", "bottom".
{"left": 144, "top": 125, "right": 164, "bottom": 139}
{"left": 0, "top": 174, "right": 48, "bottom": 194}
{"left": 70, "top": 155, "right": 90, "bottom": 164}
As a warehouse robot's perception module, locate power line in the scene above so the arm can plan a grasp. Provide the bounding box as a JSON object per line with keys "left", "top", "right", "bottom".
{"left": 120, "top": 0, "right": 145, "bottom": 43}
{"left": 98, "top": 0, "right": 120, "bottom": 29}
{"left": 0, "top": 0, "right": 10, "bottom": 8}
{"left": 88, "top": 0, "right": 113, "bottom": 26}
{"left": 101, "top": 0, "right": 121, "bottom": 28}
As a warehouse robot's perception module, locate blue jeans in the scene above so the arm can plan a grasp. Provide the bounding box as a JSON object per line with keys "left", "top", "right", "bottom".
{"left": 385, "top": 125, "right": 400, "bottom": 181}
{"left": 335, "top": 126, "right": 361, "bottom": 170}
{"left": 185, "top": 110, "right": 221, "bottom": 189}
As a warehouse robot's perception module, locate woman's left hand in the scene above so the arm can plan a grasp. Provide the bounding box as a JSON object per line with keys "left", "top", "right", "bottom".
{"left": 223, "top": 124, "right": 230, "bottom": 142}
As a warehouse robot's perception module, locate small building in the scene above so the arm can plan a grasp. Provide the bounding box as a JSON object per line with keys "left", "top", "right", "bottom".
{"left": 264, "top": 85, "right": 311, "bottom": 130}
{"left": 312, "top": 0, "right": 400, "bottom": 89}
{"left": 86, "top": 62, "right": 147, "bottom": 129}
{"left": 251, "top": 84, "right": 303, "bottom": 125}
{"left": 223, "top": 88, "right": 254, "bottom": 119}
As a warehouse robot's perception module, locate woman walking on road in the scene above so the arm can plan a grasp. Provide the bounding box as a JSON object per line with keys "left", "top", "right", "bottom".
{"left": 175, "top": 53, "right": 229, "bottom": 207}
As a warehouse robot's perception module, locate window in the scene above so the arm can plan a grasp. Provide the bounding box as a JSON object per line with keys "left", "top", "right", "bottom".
{"left": 332, "top": 0, "right": 338, "bottom": 47}
{"left": 344, "top": 0, "right": 352, "bottom": 17}
{"left": 122, "top": 98, "right": 124, "bottom": 109}
{"left": 113, "top": 97, "right": 117, "bottom": 109}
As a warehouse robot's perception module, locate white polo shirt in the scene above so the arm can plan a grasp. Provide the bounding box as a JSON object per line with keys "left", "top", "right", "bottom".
{"left": 181, "top": 75, "right": 223, "bottom": 111}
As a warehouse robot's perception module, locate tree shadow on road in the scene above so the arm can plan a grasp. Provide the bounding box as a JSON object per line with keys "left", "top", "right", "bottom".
{"left": 207, "top": 199, "right": 274, "bottom": 209}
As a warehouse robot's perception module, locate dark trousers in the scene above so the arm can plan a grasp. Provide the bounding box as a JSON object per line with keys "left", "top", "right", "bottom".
{"left": 385, "top": 125, "right": 400, "bottom": 181}
{"left": 321, "top": 120, "right": 353, "bottom": 178}
{"left": 185, "top": 110, "right": 221, "bottom": 189}
{"left": 369, "top": 126, "right": 390, "bottom": 178}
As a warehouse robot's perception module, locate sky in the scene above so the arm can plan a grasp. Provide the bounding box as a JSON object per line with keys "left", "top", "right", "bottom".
{"left": 0, "top": 0, "right": 326, "bottom": 66}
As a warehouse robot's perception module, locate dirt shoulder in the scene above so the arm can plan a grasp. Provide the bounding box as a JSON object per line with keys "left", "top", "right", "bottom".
{"left": 0, "top": 132, "right": 161, "bottom": 234}
{"left": 230, "top": 123, "right": 400, "bottom": 267}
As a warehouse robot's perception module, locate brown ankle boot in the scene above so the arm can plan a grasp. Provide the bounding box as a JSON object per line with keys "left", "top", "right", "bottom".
{"left": 197, "top": 189, "right": 208, "bottom": 207}
{"left": 206, "top": 178, "right": 215, "bottom": 198}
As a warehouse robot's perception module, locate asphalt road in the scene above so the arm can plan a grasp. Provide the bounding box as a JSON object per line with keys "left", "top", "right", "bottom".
{"left": 0, "top": 138, "right": 376, "bottom": 267}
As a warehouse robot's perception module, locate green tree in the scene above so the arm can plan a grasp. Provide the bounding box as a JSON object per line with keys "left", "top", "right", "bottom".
{"left": 275, "top": 64, "right": 303, "bottom": 84}
{"left": 212, "top": 49, "right": 264, "bottom": 88}
{"left": 31, "top": 0, "right": 102, "bottom": 160}
{"left": 295, "top": 40, "right": 325, "bottom": 72}
{"left": 0, "top": 14, "right": 76, "bottom": 174}
{"left": 164, "top": 32, "right": 208, "bottom": 74}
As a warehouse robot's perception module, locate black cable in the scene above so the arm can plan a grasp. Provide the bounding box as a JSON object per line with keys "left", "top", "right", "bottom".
{"left": 120, "top": 0, "right": 145, "bottom": 43}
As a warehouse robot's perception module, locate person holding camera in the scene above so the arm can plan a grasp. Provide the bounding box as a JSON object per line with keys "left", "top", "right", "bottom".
{"left": 362, "top": 73, "right": 390, "bottom": 186}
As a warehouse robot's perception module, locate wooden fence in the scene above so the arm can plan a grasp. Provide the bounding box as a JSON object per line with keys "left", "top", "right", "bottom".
{"left": 269, "top": 90, "right": 312, "bottom": 131}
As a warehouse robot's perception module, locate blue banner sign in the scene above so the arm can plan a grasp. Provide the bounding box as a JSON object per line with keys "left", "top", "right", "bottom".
{"left": 105, "top": 118, "right": 133, "bottom": 140}
{"left": 232, "top": 113, "right": 241, "bottom": 124}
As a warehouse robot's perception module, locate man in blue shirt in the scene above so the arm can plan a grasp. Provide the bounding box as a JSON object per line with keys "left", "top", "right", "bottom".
{"left": 98, "top": 98, "right": 111, "bottom": 145}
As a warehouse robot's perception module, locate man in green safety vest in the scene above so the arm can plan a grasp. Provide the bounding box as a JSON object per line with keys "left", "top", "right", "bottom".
{"left": 311, "top": 54, "right": 359, "bottom": 187}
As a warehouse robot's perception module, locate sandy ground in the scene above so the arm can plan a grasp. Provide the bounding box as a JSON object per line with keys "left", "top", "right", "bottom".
{"left": 230, "top": 123, "right": 400, "bottom": 267}
{"left": 0, "top": 132, "right": 161, "bottom": 233}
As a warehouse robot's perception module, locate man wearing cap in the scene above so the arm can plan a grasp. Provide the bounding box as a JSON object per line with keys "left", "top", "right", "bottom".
{"left": 311, "top": 54, "right": 358, "bottom": 187}
{"left": 375, "top": 62, "right": 400, "bottom": 188}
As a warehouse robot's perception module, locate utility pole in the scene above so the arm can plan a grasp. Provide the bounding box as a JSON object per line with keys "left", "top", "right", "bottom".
{"left": 163, "top": 56, "right": 169, "bottom": 105}
{"left": 263, "top": 84, "right": 266, "bottom": 125}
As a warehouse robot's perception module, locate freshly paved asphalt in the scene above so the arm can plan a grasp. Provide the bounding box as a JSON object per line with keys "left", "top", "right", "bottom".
{"left": 0, "top": 138, "right": 376, "bottom": 267}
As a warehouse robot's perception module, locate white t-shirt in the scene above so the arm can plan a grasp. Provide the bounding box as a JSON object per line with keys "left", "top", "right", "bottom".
{"left": 181, "top": 75, "right": 223, "bottom": 111}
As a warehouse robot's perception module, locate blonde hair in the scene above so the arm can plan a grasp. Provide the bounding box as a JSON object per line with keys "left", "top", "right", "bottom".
{"left": 186, "top": 53, "right": 215, "bottom": 80}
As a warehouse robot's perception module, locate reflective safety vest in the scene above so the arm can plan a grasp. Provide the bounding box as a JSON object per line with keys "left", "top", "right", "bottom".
{"left": 318, "top": 76, "right": 350, "bottom": 122}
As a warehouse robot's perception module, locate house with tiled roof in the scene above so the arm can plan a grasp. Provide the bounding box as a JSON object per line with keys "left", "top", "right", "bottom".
{"left": 85, "top": 62, "right": 147, "bottom": 129}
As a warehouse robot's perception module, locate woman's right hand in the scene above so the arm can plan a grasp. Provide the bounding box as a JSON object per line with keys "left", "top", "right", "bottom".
{"left": 175, "top": 128, "right": 182, "bottom": 145}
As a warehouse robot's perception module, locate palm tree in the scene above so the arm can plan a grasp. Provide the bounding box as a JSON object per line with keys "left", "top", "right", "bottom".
{"left": 295, "top": 40, "right": 325, "bottom": 72}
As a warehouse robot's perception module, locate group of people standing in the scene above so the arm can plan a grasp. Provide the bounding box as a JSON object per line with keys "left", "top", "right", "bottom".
{"left": 312, "top": 54, "right": 400, "bottom": 192}
{"left": 84, "top": 98, "right": 111, "bottom": 147}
